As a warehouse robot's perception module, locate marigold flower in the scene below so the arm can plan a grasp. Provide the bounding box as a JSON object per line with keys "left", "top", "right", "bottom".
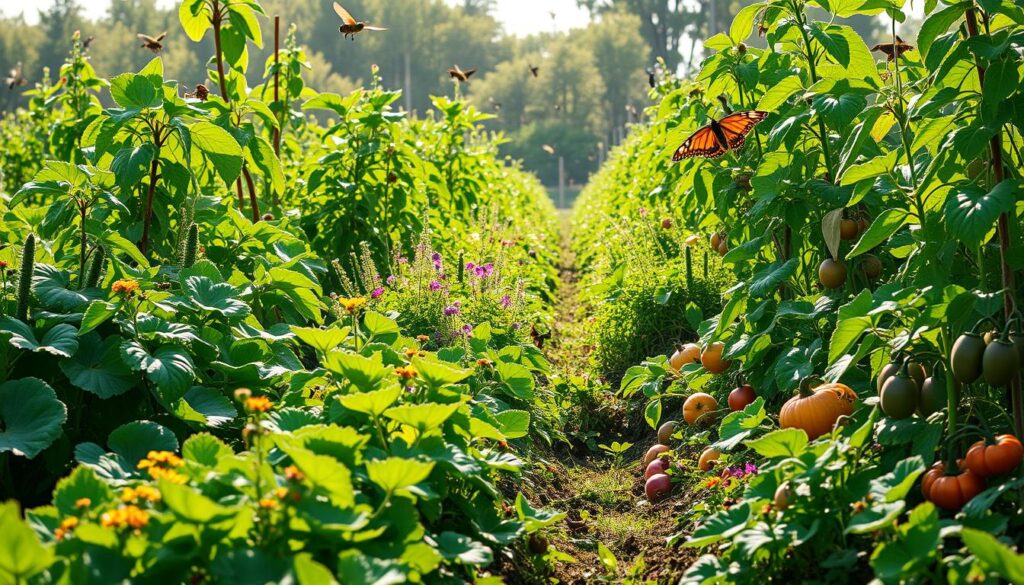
{"left": 74, "top": 498, "right": 91, "bottom": 509}
{"left": 416, "top": 335, "right": 430, "bottom": 343}
{"left": 404, "top": 348, "right": 424, "bottom": 359}
{"left": 146, "top": 467, "right": 187, "bottom": 484}
{"left": 122, "top": 486, "right": 161, "bottom": 503}
{"left": 283, "top": 465, "right": 304, "bottom": 482}
{"left": 55, "top": 516, "right": 80, "bottom": 541}
{"left": 244, "top": 395, "right": 274, "bottom": 413}
{"left": 258, "top": 498, "right": 278, "bottom": 510}
{"left": 138, "top": 451, "right": 183, "bottom": 469}
{"left": 338, "top": 296, "right": 368, "bottom": 314}
{"left": 112, "top": 279, "right": 140, "bottom": 296}
{"left": 101, "top": 505, "right": 149, "bottom": 530}
{"left": 395, "top": 365, "right": 418, "bottom": 379}
{"left": 703, "top": 476, "right": 723, "bottom": 489}
{"left": 274, "top": 487, "right": 290, "bottom": 500}
{"left": 0, "top": 260, "right": 8, "bottom": 269}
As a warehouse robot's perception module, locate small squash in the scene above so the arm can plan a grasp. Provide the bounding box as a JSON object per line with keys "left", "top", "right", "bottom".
{"left": 670, "top": 343, "right": 702, "bottom": 371}
{"left": 964, "top": 435, "right": 1024, "bottom": 478}
{"left": 683, "top": 393, "right": 719, "bottom": 426}
{"left": 779, "top": 377, "right": 858, "bottom": 440}
{"left": 698, "top": 447, "right": 720, "bottom": 472}
{"left": 701, "top": 342, "right": 731, "bottom": 374}
{"left": 921, "top": 461, "right": 985, "bottom": 511}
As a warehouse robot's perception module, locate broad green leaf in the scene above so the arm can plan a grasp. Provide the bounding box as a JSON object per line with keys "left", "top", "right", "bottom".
{"left": 413, "top": 356, "right": 472, "bottom": 388}
{"left": 685, "top": 503, "right": 752, "bottom": 548}
{"left": 184, "top": 276, "right": 250, "bottom": 318}
{"left": 849, "top": 208, "right": 908, "bottom": 257}
{"left": 384, "top": 402, "right": 462, "bottom": 433}
{"left": 326, "top": 351, "right": 390, "bottom": 392}
{"left": 744, "top": 428, "right": 808, "bottom": 458}
{"left": 179, "top": 0, "right": 212, "bottom": 41}
{"left": 962, "top": 528, "right": 1024, "bottom": 583}
{"left": 79, "top": 301, "right": 118, "bottom": 336}
{"left": 108, "top": 420, "right": 178, "bottom": 469}
{"left": 493, "top": 410, "right": 530, "bottom": 439}
{"left": 365, "top": 457, "right": 434, "bottom": 494}
{"left": 109, "top": 73, "right": 161, "bottom": 109}
{"left": 336, "top": 552, "right": 406, "bottom": 585}
{"left": 159, "top": 480, "right": 237, "bottom": 523}
{"left": 0, "top": 317, "right": 79, "bottom": 358}
{"left": 839, "top": 150, "right": 899, "bottom": 186}
{"left": 121, "top": 341, "right": 196, "bottom": 402}
{"left": 190, "top": 121, "right": 243, "bottom": 183}
{"left": 757, "top": 75, "right": 803, "bottom": 112}
{"left": 0, "top": 501, "right": 53, "bottom": 583}
{"left": 0, "top": 378, "right": 67, "bottom": 459}
{"left": 496, "top": 361, "right": 534, "bottom": 399}
{"left": 748, "top": 259, "right": 798, "bottom": 297}
{"left": 339, "top": 385, "right": 402, "bottom": 418}
{"left": 730, "top": 3, "right": 761, "bottom": 43}
{"left": 944, "top": 181, "right": 1019, "bottom": 247}
{"left": 182, "top": 433, "right": 233, "bottom": 467}
{"left": 278, "top": 443, "right": 355, "bottom": 507}
{"left": 61, "top": 334, "right": 135, "bottom": 398}
{"left": 53, "top": 466, "right": 114, "bottom": 516}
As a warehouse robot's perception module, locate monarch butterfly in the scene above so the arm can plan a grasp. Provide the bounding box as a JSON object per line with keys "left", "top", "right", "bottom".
{"left": 672, "top": 111, "right": 768, "bottom": 161}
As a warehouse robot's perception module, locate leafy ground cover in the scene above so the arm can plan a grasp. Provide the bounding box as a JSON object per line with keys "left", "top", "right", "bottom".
{"left": 3, "top": 0, "right": 1024, "bottom": 583}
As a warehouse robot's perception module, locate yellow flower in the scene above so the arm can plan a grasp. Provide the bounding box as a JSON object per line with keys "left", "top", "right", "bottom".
{"left": 338, "top": 296, "right": 368, "bottom": 314}
{"left": 258, "top": 498, "right": 278, "bottom": 510}
{"left": 404, "top": 347, "right": 424, "bottom": 359}
{"left": 147, "top": 467, "right": 187, "bottom": 484}
{"left": 74, "top": 498, "right": 91, "bottom": 509}
{"left": 274, "top": 487, "right": 290, "bottom": 500}
{"left": 121, "top": 486, "right": 161, "bottom": 503}
{"left": 55, "top": 516, "right": 80, "bottom": 541}
{"left": 112, "top": 279, "right": 140, "bottom": 297}
{"left": 138, "top": 450, "right": 184, "bottom": 468}
{"left": 101, "top": 505, "right": 149, "bottom": 530}
{"left": 395, "top": 365, "right": 418, "bottom": 379}
{"left": 244, "top": 395, "right": 274, "bottom": 413}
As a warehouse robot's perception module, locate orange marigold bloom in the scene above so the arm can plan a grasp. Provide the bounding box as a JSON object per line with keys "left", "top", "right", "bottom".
{"left": 395, "top": 365, "right": 418, "bottom": 379}
{"left": 74, "top": 498, "right": 91, "bottom": 509}
{"left": 59, "top": 517, "right": 79, "bottom": 531}
{"left": 274, "top": 487, "right": 290, "bottom": 500}
{"left": 416, "top": 335, "right": 430, "bottom": 343}
{"left": 101, "top": 505, "right": 149, "bottom": 530}
{"left": 244, "top": 395, "right": 274, "bottom": 413}
{"left": 284, "top": 465, "right": 304, "bottom": 482}
{"left": 338, "top": 297, "right": 368, "bottom": 314}
{"left": 258, "top": 498, "right": 278, "bottom": 510}
{"left": 147, "top": 467, "right": 187, "bottom": 484}
{"left": 704, "top": 476, "right": 723, "bottom": 489}
{"left": 122, "top": 486, "right": 161, "bottom": 503}
{"left": 404, "top": 347, "right": 424, "bottom": 359}
{"left": 112, "top": 279, "right": 140, "bottom": 296}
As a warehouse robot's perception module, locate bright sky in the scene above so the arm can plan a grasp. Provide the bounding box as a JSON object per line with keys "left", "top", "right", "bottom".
{"left": 0, "top": 0, "right": 593, "bottom": 35}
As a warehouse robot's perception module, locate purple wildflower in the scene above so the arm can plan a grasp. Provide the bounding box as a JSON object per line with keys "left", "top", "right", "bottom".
{"left": 432, "top": 252, "right": 443, "bottom": 271}
{"left": 371, "top": 287, "right": 385, "bottom": 299}
{"left": 500, "top": 295, "right": 512, "bottom": 309}
{"left": 386, "top": 275, "right": 397, "bottom": 285}
{"left": 639, "top": 206, "right": 648, "bottom": 217}
{"left": 461, "top": 324, "right": 473, "bottom": 335}
{"left": 443, "top": 301, "right": 461, "bottom": 317}
{"left": 465, "top": 262, "right": 476, "bottom": 271}
{"left": 474, "top": 263, "right": 494, "bottom": 278}
{"left": 429, "top": 280, "right": 442, "bottom": 292}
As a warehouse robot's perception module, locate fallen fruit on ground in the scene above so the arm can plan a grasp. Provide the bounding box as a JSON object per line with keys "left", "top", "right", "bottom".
{"left": 645, "top": 473, "right": 672, "bottom": 501}
{"left": 643, "top": 444, "right": 671, "bottom": 467}
{"left": 657, "top": 420, "right": 678, "bottom": 444}
{"left": 698, "top": 447, "right": 720, "bottom": 471}
{"left": 779, "top": 378, "right": 857, "bottom": 440}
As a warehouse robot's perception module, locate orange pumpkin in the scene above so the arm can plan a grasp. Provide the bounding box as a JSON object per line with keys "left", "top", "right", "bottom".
{"left": 701, "top": 342, "right": 731, "bottom": 374}
{"left": 964, "top": 435, "right": 1024, "bottom": 477}
{"left": 778, "top": 378, "right": 858, "bottom": 440}
{"left": 921, "top": 461, "right": 985, "bottom": 510}
{"left": 683, "top": 393, "right": 719, "bottom": 426}
{"left": 670, "top": 343, "right": 702, "bottom": 371}
{"left": 698, "top": 447, "right": 720, "bottom": 471}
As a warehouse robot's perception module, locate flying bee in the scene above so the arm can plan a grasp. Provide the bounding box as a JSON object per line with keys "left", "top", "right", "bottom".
{"left": 541, "top": 144, "right": 556, "bottom": 155}
{"left": 447, "top": 65, "right": 476, "bottom": 83}
{"left": 646, "top": 67, "right": 656, "bottom": 88}
{"left": 333, "top": 2, "right": 386, "bottom": 39}
{"left": 871, "top": 36, "right": 914, "bottom": 61}
{"left": 138, "top": 32, "right": 167, "bottom": 54}
{"left": 184, "top": 84, "right": 209, "bottom": 101}
{"left": 6, "top": 63, "right": 27, "bottom": 90}
{"left": 83, "top": 35, "right": 95, "bottom": 49}
{"left": 529, "top": 64, "right": 540, "bottom": 78}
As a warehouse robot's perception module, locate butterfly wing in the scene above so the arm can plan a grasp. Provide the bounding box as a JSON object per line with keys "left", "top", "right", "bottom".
{"left": 672, "top": 126, "right": 725, "bottom": 160}
{"left": 718, "top": 111, "right": 768, "bottom": 150}
{"left": 333, "top": 2, "right": 357, "bottom": 25}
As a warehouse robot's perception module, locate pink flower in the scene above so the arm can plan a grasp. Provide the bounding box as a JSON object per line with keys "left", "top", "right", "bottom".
{"left": 429, "top": 280, "right": 442, "bottom": 291}
{"left": 500, "top": 295, "right": 512, "bottom": 309}
{"left": 386, "top": 275, "right": 397, "bottom": 285}
{"left": 371, "top": 287, "right": 385, "bottom": 299}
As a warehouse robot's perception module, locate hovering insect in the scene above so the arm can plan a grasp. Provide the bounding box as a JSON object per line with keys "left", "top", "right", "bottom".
{"left": 334, "top": 2, "right": 386, "bottom": 39}
{"left": 529, "top": 64, "right": 540, "bottom": 78}
{"left": 138, "top": 32, "right": 167, "bottom": 54}
{"left": 646, "top": 68, "right": 656, "bottom": 88}
{"left": 6, "top": 63, "right": 27, "bottom": 90}
{"left": 447, "top": 65, "right": 477, "bottom": 83}
{"left": 871, "top": 36, "right": 914, "bottom": 61}
{"left": 672, "top": 111, "right": 768, "bottom": 160}
{"left": 541, "top": 144, "right": 556, "bottom": 155}
{"left": 184, "top": 84, "right": 209, "bottom": 101}
{"left": 83, "top": 35, "right": 95, "bottom": 49}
